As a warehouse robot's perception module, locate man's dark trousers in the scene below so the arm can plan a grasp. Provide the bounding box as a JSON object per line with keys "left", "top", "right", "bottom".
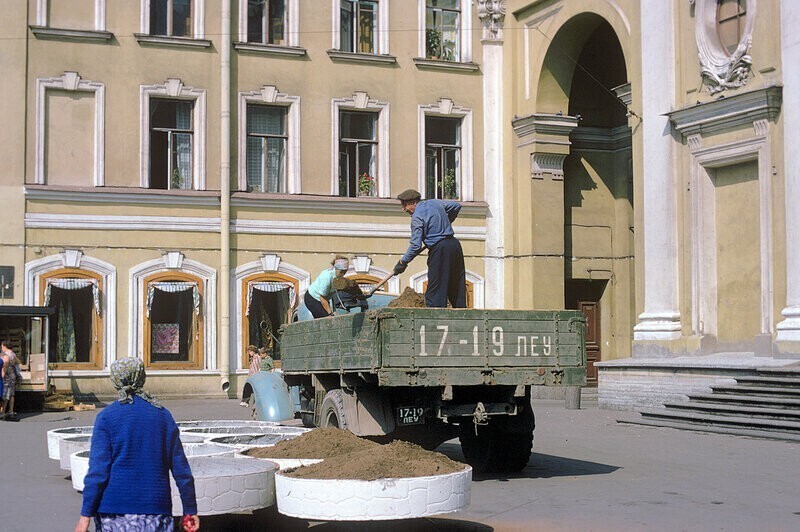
{"left": 426, "top": 236, "right": 466, "bottom": 308}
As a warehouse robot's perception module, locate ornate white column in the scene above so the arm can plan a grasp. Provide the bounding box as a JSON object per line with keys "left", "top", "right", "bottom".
{"left": 633, "top": 0, "right": 682, "bottom": 343}
{"left": 776, "top": 0, "right": 800, "bottom": 344}
{"left": 478, "top": 0, "right": 506, "bottom": 309}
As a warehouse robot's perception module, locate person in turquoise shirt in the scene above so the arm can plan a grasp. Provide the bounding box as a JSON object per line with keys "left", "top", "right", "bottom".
{"left": 304, "top": 255, "right": 349, "bottom": 318}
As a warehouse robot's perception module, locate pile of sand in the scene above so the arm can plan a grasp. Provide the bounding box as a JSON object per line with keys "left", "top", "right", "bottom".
{"left": 387, "top": 287, "right": 427, "bottom": 308}
{"left": 244, "top": 427, "right": 466, "bottom": 480}
{"left": 243, "top": 427, "right": 378, "bottom": 459}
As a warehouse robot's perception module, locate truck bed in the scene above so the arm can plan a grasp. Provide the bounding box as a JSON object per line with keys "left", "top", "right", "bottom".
{"left": 280, "top": 308, "right": 586, "bottom": 387}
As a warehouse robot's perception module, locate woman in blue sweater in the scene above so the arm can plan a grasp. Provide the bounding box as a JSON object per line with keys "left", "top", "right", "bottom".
{"left": 75, "top": 357, "right": 199, "bottom": 532}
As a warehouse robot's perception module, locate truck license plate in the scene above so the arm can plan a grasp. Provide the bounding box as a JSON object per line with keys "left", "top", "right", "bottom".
{"left": 397, "top": 406, "right": 425, "bottom": 425}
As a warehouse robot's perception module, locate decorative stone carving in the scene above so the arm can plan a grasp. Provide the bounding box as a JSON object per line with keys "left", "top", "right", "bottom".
{"left": 163, "top": 251, "right": 185, "bottom": 269}
{"left": 531, "top": 153, "right": 567, "bottom": 180}
{"left": 477, "top": 0, "right": 506, "bottom": 40}
{"left": 260, "top": 254, "right": 281, "bottom": 272}
{"left": 62, "top": 249, "right": 84, "bottom": 268}
{"left": 352, "top": 255, "right": 372, "bottom": 274}
{"left": 693, "top": 0, "right": 755, "bottom": 94}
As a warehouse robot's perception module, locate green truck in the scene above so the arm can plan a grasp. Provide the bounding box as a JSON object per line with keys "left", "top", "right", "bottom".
{"left": 269, "top": 305, "right": 586, "bottom": 473}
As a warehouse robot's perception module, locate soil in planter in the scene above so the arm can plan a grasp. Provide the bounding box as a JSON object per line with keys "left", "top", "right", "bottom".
{"left": 243, "top": 427, "right": 378, "bottom": 459}
{"left": 285, "top": 440, "right": 466, "bottom": 480}
{"left": 387, "top": 287, "right": 427, "bottom": 308}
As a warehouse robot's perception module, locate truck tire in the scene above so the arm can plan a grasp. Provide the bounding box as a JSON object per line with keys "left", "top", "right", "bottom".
{"left": 319, "top": 390, "right": 349, "bottom": 430}
{"left": 459, "top": 423, "right": 533, "bottom": 474}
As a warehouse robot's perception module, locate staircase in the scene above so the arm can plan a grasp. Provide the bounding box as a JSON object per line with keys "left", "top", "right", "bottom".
{"left": 625, "top": 366, "right": 800, "bottom": 442}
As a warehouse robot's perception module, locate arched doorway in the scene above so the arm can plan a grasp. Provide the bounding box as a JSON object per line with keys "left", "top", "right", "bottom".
{"left": 537, "top": 14, "right": 635, "bottom": 384}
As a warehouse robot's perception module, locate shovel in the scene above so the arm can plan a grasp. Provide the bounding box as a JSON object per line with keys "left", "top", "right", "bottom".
{"left": 366, "top": 271, "right": 395, "bottom": 297}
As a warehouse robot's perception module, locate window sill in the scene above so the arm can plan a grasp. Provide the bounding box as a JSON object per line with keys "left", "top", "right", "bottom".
{"left": 30, "top": 25, "right": 113, "bottom": 42}
{"left": 413, "top": 57, "right": 480, "bottom": 72}
{"left": 233, "top": 41, "right": 307, "bottom": 57}
{"left": 134, "top": 33, "right": 212, "bottom": 48}
{"left": 327, "top": 50, "right": 397, "bottom": 65}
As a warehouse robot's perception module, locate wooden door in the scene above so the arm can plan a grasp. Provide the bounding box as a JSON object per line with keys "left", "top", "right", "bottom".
{"left": 578, "top": 300, "right": 600, "bottom": 386}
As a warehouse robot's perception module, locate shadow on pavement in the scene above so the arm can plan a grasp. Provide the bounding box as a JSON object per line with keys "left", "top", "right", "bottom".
{"left": 202, "top": 507, "right": 492, "bottom": 531}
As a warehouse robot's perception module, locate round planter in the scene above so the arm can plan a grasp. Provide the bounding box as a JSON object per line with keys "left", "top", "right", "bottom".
{"left": 47, "top": 427, "right": 93, "bottom": 460}
{"left": 209, "top": 433, "right": 297, "bottom": 450}
{"left": 275, "top": 466, "right": 472, "bottom": 521}
{"left": 171, "top": 456, "right": 278, "bottom": 516}
{"left": 179, "top": 433, "right": 206, "bottom": 444}
{"left": 237, "top": 454, "right": 323, "bottom": 471}
{"left": 70, "top": 450, "right": 91, "bottom": 491}
{"left": 177, "top": 420, "right": 279, "bottom": 430}
{"left": 59, "top": 436, "right": 92, "bottom": 471}
{"left": 181, "top": 443, "right": 236, "bottom": 459}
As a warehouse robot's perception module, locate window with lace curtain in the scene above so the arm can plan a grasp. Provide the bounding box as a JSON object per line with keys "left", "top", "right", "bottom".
{"left": 150, "top": 98, "right": 194, "bottom": 190}
{"left": 143, "top": 271, "right": 203, "bottom": 368}
{"left": 246, "top": 104, "right": 288, "bottom": 193}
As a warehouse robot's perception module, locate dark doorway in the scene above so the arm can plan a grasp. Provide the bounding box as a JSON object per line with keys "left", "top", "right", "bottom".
{"left": 566, "top": 280, "right": 606, "bottom": 386}
{"left": 248, "top": 287, "right": 290, "bottom": 361}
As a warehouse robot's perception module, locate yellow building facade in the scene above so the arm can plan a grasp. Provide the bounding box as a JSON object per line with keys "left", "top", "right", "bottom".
{"left": 0, "top": 1, "right": 798, "bottom": 407}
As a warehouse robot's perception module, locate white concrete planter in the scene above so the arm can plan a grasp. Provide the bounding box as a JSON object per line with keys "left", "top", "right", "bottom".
{"left": 182, "top": 443, "right": 236, "bottom": 458}
{"left": 177, "top": 420, "right": 280, "bottom": 430}
{"left": 179, "top": 433, "right": 206, "bottom": 444}
{"left": 59, "top": 436, "right": 92, "bottom": 470}
{"left": 171, "top": 456, "right": 278, "bottom": 516}
{"left": 275, "top": 466, "right": 472, "bottom": 521}
{"left": 47, "top": 427, "right": 93, "bottom": 460}
{"left": 70, "top": 450, "right": 91, "bottom": 491}
{"left": 209, "top": 433, "right": 298, "bottom": 450}
{"left": 236, "top": 452, "right": 323, "bottom": 470}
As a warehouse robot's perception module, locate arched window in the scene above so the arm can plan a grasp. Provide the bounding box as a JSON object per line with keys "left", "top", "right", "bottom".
{"left": 346, "top": 273, "right": 382, "bottom": 294}
{"left": 143, "top": 271, "right": 204, "bottom": 369}
{"left": 240, "top": 272, "right": 298, "bottom": 367}
{"left": 39, "top": 268, "right": 103, "bottom": 368}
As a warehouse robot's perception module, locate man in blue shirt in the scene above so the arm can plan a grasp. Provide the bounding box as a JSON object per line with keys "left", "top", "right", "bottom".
{"left": 394, "top": 189, "right": 466, "bottom": 308}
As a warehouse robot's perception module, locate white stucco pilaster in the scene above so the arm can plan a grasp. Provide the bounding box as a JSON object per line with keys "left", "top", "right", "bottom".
{"left": 776, "top": 0, "right": 800, "bottom": 343}
{"left": 478, "top": 0, "right": 506, "bottom": 309}
{"left": 633, "top": 0, "right": 682, "bottom": 341}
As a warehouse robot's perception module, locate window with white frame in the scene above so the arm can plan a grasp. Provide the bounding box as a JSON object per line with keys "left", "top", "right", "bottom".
{"left": 338, "top": 111, "right": 377, "bottom": 197}
{"left": 418, "top": 99, "right": 473, "bottom": 201}
{"left": 339, "top": 1, "right": 378, "bottom": 53}
{"left": 140, "top": 79, "right": 206, "bottom": 190}
{"left": 37, "top": 0, "right": 105, "bottom": 31}
{"left": 425, "top": 116, "right": 461, "bottom": 199}
{"left": 332, "top": 92, "right": 389, "bottom": 197}
{"left": 419, "top": 0, "right": 471, "bottom": 62}
{"left": 141, "top": 0, "right": 205, "bottom": 39}
{"left": 246, "top": 104, "right": 288, "bottom": 193}
{"left": 247, "top": 0, "right": 286, "bottom": 44}
{"left": 239, "top": 86, "right": 300, "bottom": 193}
{"left": 150, "top": 99, "right": 194, "bottom": 190}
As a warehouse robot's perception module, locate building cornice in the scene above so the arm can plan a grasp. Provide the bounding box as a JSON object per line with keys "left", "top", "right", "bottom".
{"left": 25, "top": 186, "right": 221, "bottom": 206}
{"left": 667, "top": 85, "right": 782, "bottom": 137}
{"left": 29, "top": 26, "right": 113, "bottom": 42}
{"left": 512, "top": 113, "right": 579, "bottom": 140}
{"left": 570, "top": 126, "right": 632, "bottom": 152}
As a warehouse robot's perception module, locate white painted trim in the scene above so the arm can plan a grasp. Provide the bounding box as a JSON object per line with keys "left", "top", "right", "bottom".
{"left": 35, "top": 73, "right": 105, "bottom": 186}
{"left": 237, "top": 0, "right": 299, "bottom": 46}
{"left": 409, "top": 270, "right": 484, "bottom": 309}
{"left": 689, "top": 132, "right": 774, "bottom": 336}
{"left": 23, "top": 212, "right": 488, "bottom": 240}
{"left": 36, "top": 0, "right": 106, "bottom": 30}
{"left": 417, "top": 99, "right": 474, "bottom": 201}
{"left": 140, "top": 79, "right": 207, "bottom": 190}
{"left": 331, "top": 92, "right": 390, "bottom": 197}
{"left": 417, "top": 0, "right": 473, "bottom": 62}
{"left": 25, "top": 213, "right": 220, "bottom": 232}
{"left": 238, "top": 86, "right": 301, "bottom": 193}
{"left": 232, "top": 257, "right": 310, "bottom": 370}
{"left": 141, "top": 0, "right": 205, "bottom": 38}
{"left": 333, "top": 0, "right": 389, "bottom": 53}
{"left": 24, "top": 251, "right": 117, "bottom": 370}
{"left": 129, "top": 254, "right": 217, "bottom": 370}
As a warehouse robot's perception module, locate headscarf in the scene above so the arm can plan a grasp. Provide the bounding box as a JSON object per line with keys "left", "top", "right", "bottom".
{"left": 110, "top": 357, "right": 163, "bottom": 408}
{"left": 333, "top": 258, "right": 349, "bottom": 271}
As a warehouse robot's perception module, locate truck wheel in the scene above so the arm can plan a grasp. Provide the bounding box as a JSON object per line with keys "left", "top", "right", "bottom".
{"left": 300, "top": 412, "right": 315, "bottom": 428}
{"left": 459, "top": 424, "right": 533, "bottom": 474}
{"left": 319, "top": 390, "right": 349, "bottom": 430}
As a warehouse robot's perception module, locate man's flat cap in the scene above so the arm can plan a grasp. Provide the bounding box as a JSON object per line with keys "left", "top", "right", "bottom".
{"left": 397, "top": 189, "right": 422, "bottom": 202}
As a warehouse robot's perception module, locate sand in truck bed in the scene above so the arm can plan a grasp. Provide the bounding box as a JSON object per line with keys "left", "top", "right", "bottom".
{"left": 243, "top": 427, "right": 465, "bottom": 480}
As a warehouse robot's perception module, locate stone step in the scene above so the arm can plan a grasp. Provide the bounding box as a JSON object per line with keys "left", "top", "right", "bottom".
{"left": 619, "top": 418, "right": 800, "bottom": 443}
{"left": 638, "top": 408, "right": 800, "bottom": 433}
{"left": 735, "top": 375, "right": 800, "bottom": 387}
{"left": 689, "top": 392, "right": 800, "bottom": 409}
{"left": 663, "top": 401, "right": 800, "bottom": 421}
{"left": 710, "top": 384, "right": 800, "bottom": 397}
